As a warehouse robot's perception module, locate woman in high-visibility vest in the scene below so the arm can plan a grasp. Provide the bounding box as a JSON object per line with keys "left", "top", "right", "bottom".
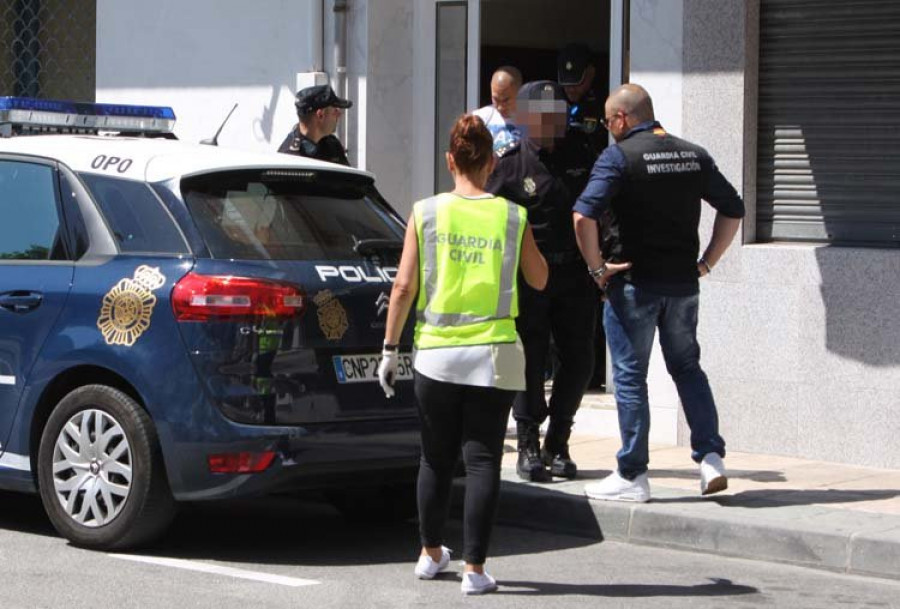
{"left": 378, "top": 114, "right": 547, "bottom": 595}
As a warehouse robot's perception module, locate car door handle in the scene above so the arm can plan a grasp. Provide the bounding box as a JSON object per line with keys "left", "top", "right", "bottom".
{"left": 0, "top": 291, "right": 44, "bottom": 313}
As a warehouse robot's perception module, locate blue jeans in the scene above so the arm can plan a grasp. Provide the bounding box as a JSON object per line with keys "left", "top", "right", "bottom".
{"left": 603, "top": 280, "right": 725, "bottom": 480}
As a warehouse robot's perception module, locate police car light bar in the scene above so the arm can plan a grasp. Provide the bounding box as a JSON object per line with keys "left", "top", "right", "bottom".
{"left": 0, "top": 97, "right": 176, "bottom": 137}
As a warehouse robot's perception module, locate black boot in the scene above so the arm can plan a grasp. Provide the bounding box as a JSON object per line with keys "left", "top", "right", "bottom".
{"left": 542, "top": 422, "right": 578, "bottom": 479}
{"left": 516, "top": 423, "right": 551, "bottom": 482}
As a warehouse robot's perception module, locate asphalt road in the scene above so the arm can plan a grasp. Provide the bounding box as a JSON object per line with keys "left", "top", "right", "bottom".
{"left": 1, "top": 490, "right": 898, "bottom": 609}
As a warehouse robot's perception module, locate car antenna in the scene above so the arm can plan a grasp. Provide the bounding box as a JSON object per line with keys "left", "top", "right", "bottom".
{"left": 200, "top": 103, "right": 238, "bottom": 146}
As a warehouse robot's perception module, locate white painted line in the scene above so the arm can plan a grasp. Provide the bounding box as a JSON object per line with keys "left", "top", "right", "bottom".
{"left": 0, "top": 375, "right": 14, "bottom": 386}
{"left": 0, "top": 452, "right": 30, "bottom": 471}
{"left": 108, "top": 554, "right": 321, "bottom": 587}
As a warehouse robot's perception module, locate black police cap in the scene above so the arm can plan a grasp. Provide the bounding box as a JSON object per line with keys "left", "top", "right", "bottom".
{"left": 295, "top": 85, "right": 353, "bottom": 115}
{"left": 557, "top": 43, "right": 593, "bottom": 86}
{"left": 517, "top": 80, "right": 567, "bottom": 110}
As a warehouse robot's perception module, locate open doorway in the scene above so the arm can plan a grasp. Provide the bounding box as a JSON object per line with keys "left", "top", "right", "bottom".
{"left": 479, "top": 0, "right": 612, "bottom": 393}
{"left": 479, "top": 0, "right": 610, "bottom": 107}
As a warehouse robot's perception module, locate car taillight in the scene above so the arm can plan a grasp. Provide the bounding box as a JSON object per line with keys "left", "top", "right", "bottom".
{"left": 172, "top": 273, "right": 305, "bottom": 321}
{"left": 207, "top": 451, "right": 276, "bottom": 473}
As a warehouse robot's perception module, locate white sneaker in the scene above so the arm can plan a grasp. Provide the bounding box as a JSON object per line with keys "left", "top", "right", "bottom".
{"left": 584, "top": 471, "right": 650, "bottom": 502}
{"left": 700, "top": 452, "right": 728, "bottom": 495}
{"left": 414, "top": 546, "right": 451, "bottom": 579}
{"left": 461, "top": 571, "right": 498, "bottom": 595}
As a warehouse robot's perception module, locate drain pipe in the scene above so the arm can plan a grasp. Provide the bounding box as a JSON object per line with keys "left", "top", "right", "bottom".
{"left": 310, "top": 0, "right": 324, "bottom": 72}
{"left": 333, "top": 0, "right": 349, "bottom": 152}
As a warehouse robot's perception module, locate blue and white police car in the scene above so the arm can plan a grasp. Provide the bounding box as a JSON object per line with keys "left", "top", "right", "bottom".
{"left": 0, "top": 97, "right": 417, "bottom": 548}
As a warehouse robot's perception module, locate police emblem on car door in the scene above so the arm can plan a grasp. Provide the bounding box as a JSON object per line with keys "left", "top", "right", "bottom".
{"left": 97, "top": 266, "right": 166, "bottom": 346}
{"left": 313, "top": 290, "right": 349, "bottom": 340}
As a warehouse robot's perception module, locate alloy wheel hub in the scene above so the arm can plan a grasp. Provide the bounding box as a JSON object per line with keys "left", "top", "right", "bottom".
{"left": 51, "top": 409, "right": 133, "bottom": 527}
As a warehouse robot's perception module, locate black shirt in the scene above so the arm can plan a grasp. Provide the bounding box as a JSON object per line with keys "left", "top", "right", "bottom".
{"left": 573, "top": 121, "right": 745, "bottom": 295}
{"left": 277, "top": 127, "right": 350, "bottom": 166}
{"left": 486, "top": 133, "right": 597, "bottom": 260}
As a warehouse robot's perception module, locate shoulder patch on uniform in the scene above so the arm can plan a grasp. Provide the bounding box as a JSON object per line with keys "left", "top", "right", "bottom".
{"left": 523, "top": 177, "right": 537, "bottom": 196}
{"left": 495, "top": 140, "right": 520, "bottom": 158}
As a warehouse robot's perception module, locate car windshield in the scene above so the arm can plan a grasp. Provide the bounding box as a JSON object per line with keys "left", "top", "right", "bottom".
{"left": 181, "top": 169, "right": 404, "bottom": 260}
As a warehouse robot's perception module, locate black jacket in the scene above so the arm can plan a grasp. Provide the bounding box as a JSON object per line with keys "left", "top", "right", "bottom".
{"left": 486, "top": 134, "right": 597, "bottom": 260}
{"left": 277, "top": 127, "right": 350, "bottom": 166}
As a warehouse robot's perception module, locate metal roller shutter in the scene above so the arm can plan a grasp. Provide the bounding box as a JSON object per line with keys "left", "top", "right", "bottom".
{"left": 757, "top": 0, "right": 900, "bottom": 246}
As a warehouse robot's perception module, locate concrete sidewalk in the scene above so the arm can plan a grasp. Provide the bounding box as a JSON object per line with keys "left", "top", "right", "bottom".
{"left": 488, "top": 434, "right": 900, "bottom": 581}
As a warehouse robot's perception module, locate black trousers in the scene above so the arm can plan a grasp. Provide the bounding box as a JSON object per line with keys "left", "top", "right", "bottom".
{"left": 414, "top": 372, "right": 514, "bottom": 565}
{"left": 514, "top": 261, "right": 598, "bottom": 441}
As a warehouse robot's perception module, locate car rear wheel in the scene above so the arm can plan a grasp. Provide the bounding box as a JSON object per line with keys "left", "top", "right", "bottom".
{"left": 37, "top": 385, "right": 175, "bottom": 549}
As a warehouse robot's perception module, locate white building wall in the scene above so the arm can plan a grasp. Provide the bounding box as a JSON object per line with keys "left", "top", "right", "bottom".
{"left": 96, "top": 0, "right": 319, "bottom": 153}
{"left": 624, "top": 0, "right": 687, "bottom": 445}
{"left": 630, "top": 0, "right": 683, "bottom": 136}
{"left": 363, "top": 0, "right": 414, "bottom": 214}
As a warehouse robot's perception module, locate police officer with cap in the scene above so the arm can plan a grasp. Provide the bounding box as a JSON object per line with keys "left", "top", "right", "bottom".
{"left": 485, "top": 81, "right": 598, "bottom": 483}
{"left": 558, "top": 43, "right": 605, "bottom": 155}
{"left": 278, "top": 84, "right": 352, "bottom": 165}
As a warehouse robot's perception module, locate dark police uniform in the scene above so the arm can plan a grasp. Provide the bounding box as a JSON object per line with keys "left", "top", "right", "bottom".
{"left": 486, "top": 132, "right": 597, "bottom": 468}
{"left": 567, "top": 88, "right": 606, "bottom": 156}
{"left": 278, "top": 84, "right": 352, "bottom": 166}
{"left": 278, "top": 128, "right": 350, "bottom": 166}
{"left": 564, "top": 86, "right": 607, "bottom": 389}
{"left": 558, "top": 43, "right": 606, "bottom": 155}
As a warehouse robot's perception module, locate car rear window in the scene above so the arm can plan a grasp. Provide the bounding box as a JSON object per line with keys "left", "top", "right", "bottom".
{"left": 181, "top": 169, "right": 404, "bottom": 260}
{"left": 80, "top": 174, "right": 189, "bottom": 254}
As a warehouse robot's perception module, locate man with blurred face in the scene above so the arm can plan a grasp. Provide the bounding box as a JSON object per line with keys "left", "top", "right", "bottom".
{"left": 485, "top": 81, "right": 598, "bottom": 483}
{"left": 474, "top": 66, "right": 523, "bottom": 154}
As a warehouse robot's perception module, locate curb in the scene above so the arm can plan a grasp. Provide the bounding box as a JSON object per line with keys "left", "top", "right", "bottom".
{"left": 455, "top": 473, "right": 900, "bottom": 582}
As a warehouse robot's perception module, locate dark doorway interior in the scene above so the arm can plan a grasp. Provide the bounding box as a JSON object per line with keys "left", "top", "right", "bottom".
{"left": 479, "top": 0, "right": 610, "bottom": 106}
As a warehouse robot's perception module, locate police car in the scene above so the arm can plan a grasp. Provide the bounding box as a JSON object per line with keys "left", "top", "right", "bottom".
{"left": 0, "top": 97, "right": 418, "bottom": 549}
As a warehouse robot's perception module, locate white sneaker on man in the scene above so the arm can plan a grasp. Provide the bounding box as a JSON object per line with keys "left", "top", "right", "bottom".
{"left": 699, "top": 452, "right": 728, "bottom": 495}
{"left": 461, "top": 571, "right": 498, "bottom": 595}
{"left": 583, "top": 471, "right": 650, "bottom": 502}
{"left": 414, "top": 546, "right": 451, "bottom": 579}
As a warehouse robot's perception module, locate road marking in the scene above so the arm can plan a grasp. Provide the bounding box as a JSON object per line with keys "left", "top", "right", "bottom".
{"left": 109, "top": 554, "right": 321, "bottom": 587}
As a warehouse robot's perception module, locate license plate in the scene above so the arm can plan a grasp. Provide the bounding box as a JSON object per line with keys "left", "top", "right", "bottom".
{"left": 332, "top": 352, "right": 413, "bottom": 384}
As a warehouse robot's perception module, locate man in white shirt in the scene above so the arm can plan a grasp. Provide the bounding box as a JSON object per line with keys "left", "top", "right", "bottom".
{"left": 474, "top": 66, "right": 523, "bottom": 155}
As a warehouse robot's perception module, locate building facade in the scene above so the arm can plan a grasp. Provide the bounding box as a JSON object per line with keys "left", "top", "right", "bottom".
{"left": 4, "top": 0, "right": 898, "bottom": 467}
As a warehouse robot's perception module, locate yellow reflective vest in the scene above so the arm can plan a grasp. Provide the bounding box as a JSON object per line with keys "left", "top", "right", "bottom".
{"left": 413, "top": 193, "right": 527, "bottom": 348}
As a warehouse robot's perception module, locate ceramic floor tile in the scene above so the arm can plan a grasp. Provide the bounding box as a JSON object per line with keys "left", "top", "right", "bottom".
{"left": 646, "top": 450, "right": 695, "bottom": 469}
{"left": 823, "top": 471, "right": 900, "bottom": 492}
{"left": 717, "top": 451, "right": 812, "bottom": 472}
{"left": 506, "top": 434, "right": 900, "bottom": 520}
{"left": 821, "top": 497, "right": 900, "bottom": 515}
{"left": 756, "top": 464, "right": 882, "bottom": 490}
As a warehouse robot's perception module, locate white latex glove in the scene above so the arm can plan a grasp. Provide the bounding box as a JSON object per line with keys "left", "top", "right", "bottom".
{"left": 377, "top": 349, "right": 399, "bottom": 398}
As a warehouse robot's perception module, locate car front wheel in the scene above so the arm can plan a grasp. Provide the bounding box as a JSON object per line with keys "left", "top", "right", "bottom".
{"left": 37, "top": 385, "right": 175, "bottom": 549}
